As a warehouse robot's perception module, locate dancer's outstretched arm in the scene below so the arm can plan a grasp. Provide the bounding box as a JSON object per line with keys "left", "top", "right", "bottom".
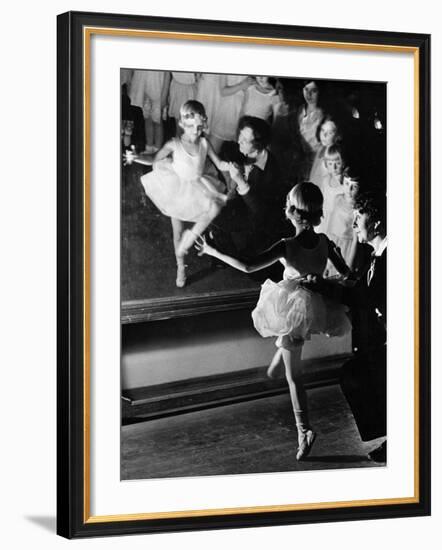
{"left": 123, "top": 140, "right": 174, "bottom": 166}
{"left": 206, "top": 139, "right": 230, "bottom": 173}
{"left": 219, "top": 74, "right": 254, "bottom": 97}
{"left": 153, "top": 140, "right": 174, "bottom": 161}
{"left": 196, "top": 236, "right": 285, "bottom": 273}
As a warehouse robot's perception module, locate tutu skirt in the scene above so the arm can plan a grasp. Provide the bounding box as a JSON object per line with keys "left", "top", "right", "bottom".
{"left": 141, "top": 159, "right": 225, "bottom": 222}
{"left": 252, "top": 278, "right": 351, "bottom": 348}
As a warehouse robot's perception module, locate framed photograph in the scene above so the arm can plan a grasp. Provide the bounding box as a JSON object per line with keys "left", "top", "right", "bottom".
{"left": 57, "top": 10, "right": 431, "bottom": 538}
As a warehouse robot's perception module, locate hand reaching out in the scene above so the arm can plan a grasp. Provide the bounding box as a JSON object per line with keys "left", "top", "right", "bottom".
{"left": 195, "top": 235, "right": 216, "bottom": 257}
{"left": 302, "top": 274, "right": 319, "bottom": 284}
{"left": 123, "top": 146, "right": 137, "bottom": 166}
{"left": 299, "top": 273, "right": 321, "bottom": 287}
{"left": 227, "top": 162, "right": 250, "bottom": 194}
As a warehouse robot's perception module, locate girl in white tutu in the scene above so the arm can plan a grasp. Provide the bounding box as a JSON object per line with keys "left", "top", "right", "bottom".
{"left": 323, "top": 146, "right": 360, "bottom": 273}
{"left": 196, "top": 182, "right": 352, "bottom": 460}
{"left": 127, "top": 100, "right": 230, "bottom": 287}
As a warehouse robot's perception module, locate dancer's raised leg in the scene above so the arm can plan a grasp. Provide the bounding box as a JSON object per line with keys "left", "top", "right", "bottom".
{"left": 267, "top": 348, "right": 284, "bottom": 379}
{"left": 177, "top": 203, "right": 222, "bottom": 258}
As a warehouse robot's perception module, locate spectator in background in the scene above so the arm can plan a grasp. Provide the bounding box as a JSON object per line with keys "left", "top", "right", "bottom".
{"left": 121, "top": 84, "right": 145, "bottom": 153}
{"left": 297, "top": 80, "right": 324, "bottom": 177}
{"left": 129, "top": 70, "right": 171, "bottom": 154}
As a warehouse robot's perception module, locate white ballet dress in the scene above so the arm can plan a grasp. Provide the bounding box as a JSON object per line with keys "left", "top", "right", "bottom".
{"left": 168, "top": 72, "right": 197, "bottom": 120}
{"left": 251, "top": 235, "right": 351, "bottom": 349}
{"left": 316, "top": 174, "right": 343, "bottom": 235}
{"left": 211, "top": 74, "right": 247, "bottom": 141}
{"left": 140, "top": 137, "right": 225, "bottom": 222}
{"left": 327, "top": 193, "right": 355, "bottom": 264}
{"left": 309, "top": 147, "right": 328, "bottom": 188}
{"left": 196, "top": 73, "right": 221, "bottom": 133}
{"left": 129, "top": 70, "right": 165, "bottom": 121}
{"left": 298, "top": 106, "right": 323, "bottom": 154}
{"left": 242, "top": 85, "right": 280, "bottom": 121}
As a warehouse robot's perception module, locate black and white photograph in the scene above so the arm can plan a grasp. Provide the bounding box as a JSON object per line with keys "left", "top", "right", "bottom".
{"left": 120, "top": 70, "right": 388, "bottom": 480}
{"left": 2, "top": 0, "right": 437, "bottom": 545}
{"left": 53, "top": 6, "right": 431, "bottom": 541}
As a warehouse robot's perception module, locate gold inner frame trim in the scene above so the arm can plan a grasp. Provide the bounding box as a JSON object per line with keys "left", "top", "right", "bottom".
{"left": 86, "top": 26, "right": 418, "bottom": 53}
{"left": 413, "top": 48, "right": 420, "bottom": 502}
{"left": 82, "top": 26, "right": 420, "bottom": 523}
{"left": 83, "top": 27, "right": 91, "bottom": 521}
{"left": 85, "top": 496, "right": 419, "bottom": 524}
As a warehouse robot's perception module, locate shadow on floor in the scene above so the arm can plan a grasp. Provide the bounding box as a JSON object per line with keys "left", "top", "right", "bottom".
{"left": 306, "top": 454, "right": 369, "bottom": 463}
{"left": 25, "top": 516, "right": 56, "bottom": 533}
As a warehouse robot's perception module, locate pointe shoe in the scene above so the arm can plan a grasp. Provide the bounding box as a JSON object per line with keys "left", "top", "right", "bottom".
{"left": 266, "top": 349, "right": 284, "bottom": 379}
{"left": 176, "top": 264, "right": 187, "bottom": 288}
{"left": 296, "top": 429, "right": 316, "bottom": 461}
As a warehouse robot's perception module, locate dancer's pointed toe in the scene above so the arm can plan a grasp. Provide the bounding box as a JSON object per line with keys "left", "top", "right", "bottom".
{"left": 296, "top": 429, "right": 316, "bottom": 461}
{"left": 176, "top": 264, "right": 187, "bottom": 288}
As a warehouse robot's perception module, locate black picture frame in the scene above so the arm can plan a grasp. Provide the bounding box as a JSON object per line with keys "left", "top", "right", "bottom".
{"left": 57, "top": 10, "right": 431, "bottom": 539}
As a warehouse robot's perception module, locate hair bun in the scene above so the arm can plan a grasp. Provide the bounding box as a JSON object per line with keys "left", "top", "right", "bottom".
{"left": 285, "top": 182, "right": 324, "bottom": 227}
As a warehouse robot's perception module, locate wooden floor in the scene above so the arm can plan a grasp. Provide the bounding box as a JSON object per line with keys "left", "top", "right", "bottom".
{"left": 121, "top": 384, "right": 384, "bottom": 480}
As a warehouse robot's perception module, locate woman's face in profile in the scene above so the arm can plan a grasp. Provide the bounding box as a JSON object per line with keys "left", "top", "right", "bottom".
{"left": 353, "top": 210, "right": 373, "bottom": 244}
{"left": 238, "top": 126, "right": 257, "bottom": 157}
{"left": 303, "top": 81, "right": 319, "bottom": 105}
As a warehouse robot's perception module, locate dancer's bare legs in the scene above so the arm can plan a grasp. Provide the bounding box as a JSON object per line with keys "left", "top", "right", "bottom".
{"left": 153, "top": 121, "right": 164, "bottom": 151}
{"left": 281, "top": 344, "right": 316, "bottom": 460}
{"left": 144, "top": 117, "right": 154, "bottom": 150}
{"left": 267, "top": 348, "right": 284, "bottom": 379}
{"left": 171, "top": 218, "right": 186, "bottom": 287}
{"left": 177, "top": 202, "right": 222, "bottom": 258}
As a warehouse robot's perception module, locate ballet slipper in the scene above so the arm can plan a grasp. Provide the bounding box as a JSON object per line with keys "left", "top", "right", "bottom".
{"left": 296, "top": 429, "right": 316, "bottom": 461}
{"left": 266, "top": 348, "right": 284, "bottom": 379}
{"left": 176, "top": 263, "right": 187, "bottom": 288}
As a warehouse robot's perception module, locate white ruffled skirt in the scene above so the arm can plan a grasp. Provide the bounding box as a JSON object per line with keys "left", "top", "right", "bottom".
{"left": 141, "top": 159, "right": 225, "bottom": 222}
{"left": 251, "top": 278, "right": 351, "bottom": 350}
